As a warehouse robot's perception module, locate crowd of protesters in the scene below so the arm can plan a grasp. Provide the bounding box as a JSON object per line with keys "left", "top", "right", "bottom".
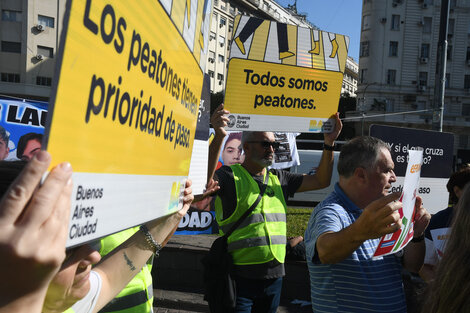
{"left": 0, "top": 104, "right": 468, "bottom": 313}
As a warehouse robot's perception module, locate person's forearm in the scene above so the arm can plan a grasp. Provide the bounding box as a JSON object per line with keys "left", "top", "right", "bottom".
{"left": 92, "top": 211, "right": 183, "bottom": 312}
{"left": 207, "top": 132, "right": 225, "bottom": 182}
{"left": 0, "top": 290, "right": 48, "bottom": 313}
{"left": 313, "top": 148, "right": 335, "bottom": 189}
{"left": 419, "top": 264, "right": 435, "bottom": 282}
{"left": 403, "top": 240, "right": 425, "bottom": 273}
{"left": 316, "top": 223, "right": 365, "bottom": 264}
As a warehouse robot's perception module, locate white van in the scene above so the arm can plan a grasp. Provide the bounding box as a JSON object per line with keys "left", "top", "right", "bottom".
{"left": 288, "top": 150, "right": 340, "bottom": 206}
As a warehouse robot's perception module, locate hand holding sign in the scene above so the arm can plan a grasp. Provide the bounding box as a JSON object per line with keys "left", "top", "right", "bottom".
{"left": 323, "top": 112, "right": 342, "bottom": 146}
{"left": 373, "top": 150, "right": 424, "bottom": 258}
{"left": 412, "top": 196, "right": 430, "bottom": 238}
{"left": 353, "top": 192, "right": 402, "bottom": 241}
{"left": 210, "top": 104, "right": 230, "bottom": 137}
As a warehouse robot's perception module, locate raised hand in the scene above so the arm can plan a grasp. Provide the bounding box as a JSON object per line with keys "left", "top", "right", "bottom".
{"left": 0, "top": 151, "right": 73, "bottom": 312}
{"left": 353, "top": 192, "right": 403, "bottom": 241}
{"left": 324, "top": 112, "right": 342, "bottom": 146}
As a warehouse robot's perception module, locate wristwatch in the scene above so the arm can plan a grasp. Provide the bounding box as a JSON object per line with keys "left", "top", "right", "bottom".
{"left": 411, "top": 233, "right": 425, "bottom": 243}
{"left": 323, "top": 143, "right": 335, "bottom": 151}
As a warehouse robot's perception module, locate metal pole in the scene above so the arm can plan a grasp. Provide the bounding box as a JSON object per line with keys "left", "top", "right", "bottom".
{"left": 432, "top": 0, "right": 450, "bottom": 132}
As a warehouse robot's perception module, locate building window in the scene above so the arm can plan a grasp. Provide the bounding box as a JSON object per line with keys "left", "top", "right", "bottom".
{"left": 464, "top": 75, "right": 470, "bottom": 89}
{"left": 1, "top": 41, "right": 21, "bottom": 53}
{"left": 218, "top": 36, "right": 225, "bottom": 47}
{"left": 218, "top": 54, "right": 224, "bottom": 62}
{"left": 228, "top": 22, "right": 233, "bottom": 33}
{"left": 208, "top": 70, "right": 214, "bottom": 78}
{"left": 391, "top": 15, "right": 400, "bottom": 30}
{"left": 389, "top": 41, "right": 398, "bottom": 57}
{"left": 38, "top": 15, "right": 54, "bottom": 28}
{"left": 360, "top": 69, "right": 367, "bottom": 83}
{"left": 209, "top": 32, "right": 216, "bottom": 41}
{"left": 417, "top": 100, "right": 426, "bottom": 110}
{"left": 423, "top": 17, "right": 432, "bottom": 33}
{"left": 212, "top": 13, "right": 217, "bottom": 28}
{"left": 421, "top": 43, "right": 430, "bottom": 58}
{"left": 447, "top": 45, "right": 452, "bottom": 60}
{"left": 450, "top": 0, "right": 456, "bottom": 10}
{"left": 360, "top": 41, "right": 369, "bottom": 57}
{"left": 1, "top": 10, "right": 22, "bottom": 22}
{"left": 217, "top": 73, "right": 224, "bottom": 80}
{"left": 229, "top": 5, "right": 235, "bottom": 15}
{"left": 448, "top": 18, "right": 455, "bottom": 37}
{"left": 208, "top": 50, "right": 215, "bottom": 63}
{"left": 219, "top": 17, "right": 226, "bottom": 27}
{"left": 462, "top": 103, "right": 470, "bottom": 116}
{"left": 419, "top": 72, "right": 428, "bottom": 86}
{"left": 1, "top": 73, "right": 20, "bottom": 83}
{"left": 37, "top": 46, "right": 54, "bottom": 58}
{"left": 362, "top": 15, "right": 370, "bottom": 30}
{"left": 445, "top": 73, "right": 450, "bottom": 88}
{"left": 386, "top": 99, "right": 395, "bottom": 112}
{"left": 387, "top": 69, "right": 396, "bottom": 85}
{"left": 36, "top": 76, "right": 52, "bottom": 86}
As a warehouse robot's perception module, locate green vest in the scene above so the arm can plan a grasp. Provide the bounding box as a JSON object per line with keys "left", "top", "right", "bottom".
{"left": 98, "top": 227, "right": 154, "bottom": 313}
{"left": 215, "top": 164, "right": 287, "bottom": 265}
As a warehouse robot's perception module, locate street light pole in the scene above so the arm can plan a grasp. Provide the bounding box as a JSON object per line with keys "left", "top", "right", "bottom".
{"left": 432, "top": 0, "right": 450, "bottom": 132}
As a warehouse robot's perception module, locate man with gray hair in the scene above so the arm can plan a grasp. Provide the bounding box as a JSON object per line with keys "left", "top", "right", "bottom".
{"left": 0, "top": 125, "right": 10, "bottom": 160}
{"left": 305, "top": 136, "right": 431, "bottom": 313}
{"left": 206, "top": 104, "right": 342, "bottom": 312}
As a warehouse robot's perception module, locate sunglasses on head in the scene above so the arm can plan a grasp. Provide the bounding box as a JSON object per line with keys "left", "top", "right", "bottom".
{"left": 246, "top": 141, "right": 280, "bottom": 149}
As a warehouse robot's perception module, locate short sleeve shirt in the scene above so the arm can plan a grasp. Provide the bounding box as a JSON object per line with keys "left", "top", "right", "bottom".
{"left": 214, "top": 165, "right": 304, "bottom": 279}
{"left": 68, "top": 270, "right": 102, "bottom": 313}
{"left": 305, "top": 184, "right": 406, "bottom": 313}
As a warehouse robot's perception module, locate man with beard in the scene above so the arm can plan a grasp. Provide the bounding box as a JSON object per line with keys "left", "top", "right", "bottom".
{"left": 207, "top": 104, "right": 342, "bottom": 312}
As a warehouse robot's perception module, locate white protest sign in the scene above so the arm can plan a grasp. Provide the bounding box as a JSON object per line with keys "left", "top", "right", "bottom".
{"left": 373, "top": 150, "right": 423, "bottom": 258}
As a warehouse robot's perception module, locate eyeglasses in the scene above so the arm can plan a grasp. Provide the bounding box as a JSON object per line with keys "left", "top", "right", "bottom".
{"left": 246, "top": 141, "right": 280, "bottom": 149}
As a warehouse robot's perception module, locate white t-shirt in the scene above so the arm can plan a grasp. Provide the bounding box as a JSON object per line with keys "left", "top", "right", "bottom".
{"left": 69, "top": 270, "right": 102, "bottom": 313}
{"left": 270, "top": 132, "right": 300, "bottom": 169}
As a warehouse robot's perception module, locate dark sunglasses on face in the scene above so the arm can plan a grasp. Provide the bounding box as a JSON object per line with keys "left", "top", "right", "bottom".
{"left": 246, "top": 141, "right": 280, "bottom": 149}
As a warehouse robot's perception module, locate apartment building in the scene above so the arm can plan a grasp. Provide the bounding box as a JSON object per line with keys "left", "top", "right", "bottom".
{"left": 342, "top": 56, "right": 359, "bottom": 96}
{"left": 356, "top": 0, "right": 470, "bottom": 154}
{"left": 0, "top": 0, "right": 65, "bottom": 100}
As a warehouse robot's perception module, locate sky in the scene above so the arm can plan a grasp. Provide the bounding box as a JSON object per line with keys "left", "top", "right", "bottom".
{"left": 275, "top": 0, "right": 362, "bottom": 62}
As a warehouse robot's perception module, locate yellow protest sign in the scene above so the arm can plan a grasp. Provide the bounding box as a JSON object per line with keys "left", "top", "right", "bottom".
{"left": 224, "top": 15, "right": 349, "bottom": 132}
{"left": 45, "top": 0, "right": 212, "bottom": 247}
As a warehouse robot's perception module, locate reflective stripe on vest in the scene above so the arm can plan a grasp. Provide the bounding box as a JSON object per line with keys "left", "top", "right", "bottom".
{"left": 219, "top": 212, "right": 286, "bottom": 233}
{"left": 99, "top": 284, "right": 154, "bottom": 313}
{"left": 215, "top": 164, "right": 287, "bottom": 265}
{"left": 99, "top": 228, "right": 154, "bottom": 313}
{"left": 228, "top": 235, "right": 287, "bottom": 251}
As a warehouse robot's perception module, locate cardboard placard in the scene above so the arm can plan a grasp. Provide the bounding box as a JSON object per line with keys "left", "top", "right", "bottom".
{"left": 224, "top": 15, "right": 349, "bottom": 132}
{"left": 45, "top": 0, "right": 212, "bottom": 246}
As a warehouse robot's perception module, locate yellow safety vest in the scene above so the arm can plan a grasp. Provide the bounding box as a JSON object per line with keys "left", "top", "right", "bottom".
{"left": 215, "top": 164, "right": 287, "bottom": 265}
{"left": 98, "top": 227, "right": 154, "bottom": 313}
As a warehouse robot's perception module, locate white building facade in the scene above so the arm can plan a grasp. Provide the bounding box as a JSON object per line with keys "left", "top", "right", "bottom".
{"left": 342, "top": 56, "right": 359, "bottom": 96}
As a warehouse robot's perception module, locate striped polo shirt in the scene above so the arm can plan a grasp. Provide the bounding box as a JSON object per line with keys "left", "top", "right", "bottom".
{"left": 305, "top": 183, "right": 406, "bottom": 313}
